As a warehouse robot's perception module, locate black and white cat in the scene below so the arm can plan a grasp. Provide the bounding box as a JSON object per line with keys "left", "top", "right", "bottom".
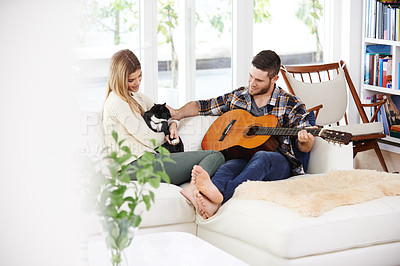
{"left": 143, "top": 103, "right": 184, "bottom": 153}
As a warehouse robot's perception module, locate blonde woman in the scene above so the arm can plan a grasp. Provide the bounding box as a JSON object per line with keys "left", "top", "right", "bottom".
{"left": 102, "top": 49, "right": 224, "bottom": 210}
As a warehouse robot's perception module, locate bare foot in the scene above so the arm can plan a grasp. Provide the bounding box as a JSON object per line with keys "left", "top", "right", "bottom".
{"left": 180, "top": 181, "right": 204, "bottom": 217}
{"left": 194, "top": 190, "right": 220, "bottom": 219}
{"left": 191, "top": 165, "right": 223, "bottom": 204}
{"left": 193, "top": 197, "right": 208, "bottom": 220}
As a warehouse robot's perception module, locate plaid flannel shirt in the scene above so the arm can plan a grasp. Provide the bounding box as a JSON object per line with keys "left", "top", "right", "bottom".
{"left": 196, "top": 86, "right": 312, "bottom": 175}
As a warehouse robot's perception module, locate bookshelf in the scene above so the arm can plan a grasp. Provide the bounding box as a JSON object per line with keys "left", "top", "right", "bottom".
{"left": 362, "top": 0, "right": 400, "bottom": 153}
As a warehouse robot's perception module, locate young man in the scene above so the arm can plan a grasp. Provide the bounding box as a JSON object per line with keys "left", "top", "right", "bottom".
{"left": 168, "top": 50, "right": 316, "bottom": 219}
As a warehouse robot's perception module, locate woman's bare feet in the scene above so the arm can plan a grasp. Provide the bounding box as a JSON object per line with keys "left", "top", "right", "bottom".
{"left": 194, "top": 190, "right": 220, "bottom": 219}
{"left": 191, "top": 165, "right": 223, "bottom": 204}
{"left": 180, "top": 181, "right": 204, "bottom": 217}
{"left": 180, "top": 181, "right": 196, "bottom": 204}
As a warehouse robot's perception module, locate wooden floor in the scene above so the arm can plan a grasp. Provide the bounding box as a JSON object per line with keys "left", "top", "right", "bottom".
{"left": 354, "top": 150, "right": 400, "bottom": 173}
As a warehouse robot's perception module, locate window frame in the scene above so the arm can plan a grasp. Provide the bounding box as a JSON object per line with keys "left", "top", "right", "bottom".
{"left": 140, "top": 0, "right": 345, "bottom": 106}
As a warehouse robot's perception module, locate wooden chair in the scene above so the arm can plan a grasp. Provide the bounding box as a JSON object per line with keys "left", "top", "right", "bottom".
{"left": 280, "top": 60, "right": 389, "bottom": 172}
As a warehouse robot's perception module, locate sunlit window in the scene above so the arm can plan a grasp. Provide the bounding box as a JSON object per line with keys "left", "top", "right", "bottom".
{"left": 157, "top": 0, "right": 232, "bottom": 107}
{"left": 252, "top": 0, "right": 324, "bottom": 90}
{"left": 195, "top": 0, "right": 232, "bottom": 100}
{"left": 73, "top": 0, "right": 325, "bottom": 111}
{"left": 73, "top": 0, "right": 140, "bottom": 111}
{"left": 253, "top": 0, "right": 324, "bottom": 64}
{"left": 157, "top": 0, "right": 180, "bottom": 106}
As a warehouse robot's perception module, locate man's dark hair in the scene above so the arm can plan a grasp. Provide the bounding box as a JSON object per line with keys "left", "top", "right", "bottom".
{"left": 251, "top": 50, "right": 281, "bottom": 78}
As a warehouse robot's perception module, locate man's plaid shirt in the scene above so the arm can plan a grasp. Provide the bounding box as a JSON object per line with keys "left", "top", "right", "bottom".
{"left": 196, "top": 86, "right": 312, "bottom": 175}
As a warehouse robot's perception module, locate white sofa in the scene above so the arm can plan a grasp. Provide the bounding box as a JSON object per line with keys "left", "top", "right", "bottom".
{"left": 82, "top": 113, "right": 400, "bottom": 266}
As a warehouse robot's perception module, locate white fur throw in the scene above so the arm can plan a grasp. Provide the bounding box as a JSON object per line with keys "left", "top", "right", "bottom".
{"left": 232, "top": 169, "right": 400, "bottom": 217}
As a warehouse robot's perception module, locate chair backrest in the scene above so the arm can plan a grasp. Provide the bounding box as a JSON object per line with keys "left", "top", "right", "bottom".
{"left": 281, "top": 60, "right": 376, "bottom": 126}
{"left": 280, "top": 62, "right": 349, "bottom": 126}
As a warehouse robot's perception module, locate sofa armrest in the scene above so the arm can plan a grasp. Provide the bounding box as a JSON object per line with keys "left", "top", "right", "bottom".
{"left": 307, "top": 137, "right": 353, "bottom": 174}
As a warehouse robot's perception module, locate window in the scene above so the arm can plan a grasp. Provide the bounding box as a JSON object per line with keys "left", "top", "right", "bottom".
{"left": 252, "top": 0, "right": 324, "bottom": 89}
{"left": 253, "top": 0, "right": 324, "bottom": 64}
{"left": 157, "top": 0, "right": 180, "bottom": 107}
{"left": 74, "top": 0, "right": 326, "bottom": 112}
{"left": 73, "top": 0, "right": 140, "bottom": 111}
{"left": 157, "top": 0, "right": 232, "bottom": 108}
{"left": 195, "top": 0, "right": 232, "bottom": 100}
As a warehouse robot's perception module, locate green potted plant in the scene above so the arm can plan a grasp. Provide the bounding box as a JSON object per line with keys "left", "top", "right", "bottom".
{"left": 83, "top": 130, "right": 173, "bottom": 266}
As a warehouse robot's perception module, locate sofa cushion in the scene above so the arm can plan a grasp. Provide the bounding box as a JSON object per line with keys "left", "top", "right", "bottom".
{"left": 330, "top": 122, "right": 383, "bottom": 136}
{"left": 178, "top": 116, "right": 218, "bottom": 151}
{"left": 196, "top": 178, "right": 400, "bottom": 259}
{"left": 140, "top": 183, "right": 195, "bottom": 228}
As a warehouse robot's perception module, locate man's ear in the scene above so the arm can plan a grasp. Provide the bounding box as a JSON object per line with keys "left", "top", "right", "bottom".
{"left": 272, "top": 75, "right": 279, "bottom": 83}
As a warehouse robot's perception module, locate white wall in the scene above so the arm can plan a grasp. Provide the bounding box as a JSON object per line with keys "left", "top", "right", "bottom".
{"left": 325, "top": 0, "right": 363, "bottom": 124}
{"left": 0, "top": 1, "right": 81, "bottom": 265}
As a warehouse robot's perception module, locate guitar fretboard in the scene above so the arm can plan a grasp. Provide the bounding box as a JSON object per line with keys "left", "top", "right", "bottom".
{"left": 255, "top": 127, "right": 321, "bottom": 136}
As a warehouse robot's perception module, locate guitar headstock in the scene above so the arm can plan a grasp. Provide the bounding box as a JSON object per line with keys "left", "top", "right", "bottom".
{"left": 319, "top": 129, "right": 352, "bottom": 145}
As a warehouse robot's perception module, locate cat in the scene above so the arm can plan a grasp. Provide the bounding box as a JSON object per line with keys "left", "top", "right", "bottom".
{"left": 143, "top": 103, "right": 184, "bottom": 153}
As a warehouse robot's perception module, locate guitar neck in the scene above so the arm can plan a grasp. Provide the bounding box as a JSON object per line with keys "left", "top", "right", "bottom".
{"left": 256, "top": 127, "right": 321, "bottom": 137}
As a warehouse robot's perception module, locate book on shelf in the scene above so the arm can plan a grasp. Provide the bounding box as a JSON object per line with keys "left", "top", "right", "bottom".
{"left": 386, "top": 58, "right": 393, "bottom": 88}
{"left": 390, "top": 130, "right": 400, "bottom": 138}
{"left": 364, "top": 48, "right": 392, "bottom": 88}
{"left": 386, "top": 95, "right": 400, "bottom": 137}
{"left": 391, "top": 124, "right": 400, "bottom": 139}
{"left": 392, "top": 124, "right": 400, "bottom": 131}
{"left": 380, "top": 99, "right": 390, "bottom": 134}
{"left": 378, "top": 95, "right": 390, "bottom": 135}
{"left": 379, "top": 57, "right": 391, "bottom": 87}
{"left": 369, "top": 94, "right": 400, "bottom": 137}
{"left": 366, "top": 0, "right": 400, "bottom": 40}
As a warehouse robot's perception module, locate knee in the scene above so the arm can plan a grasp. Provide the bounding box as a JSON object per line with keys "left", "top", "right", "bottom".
{"left": 253, "top": 151, "right": 272, "bottom": 160}
{"left": 211, "top": 150, "right": 225, "bottom": 165}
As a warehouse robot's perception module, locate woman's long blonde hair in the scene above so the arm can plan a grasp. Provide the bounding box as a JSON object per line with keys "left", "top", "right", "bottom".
{"left": 103, "top": 49, "right": 145, "bottom": 117}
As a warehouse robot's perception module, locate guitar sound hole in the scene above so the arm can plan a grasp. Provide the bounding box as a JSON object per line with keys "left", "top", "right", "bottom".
{"left": 246, "top": 126, "right": 259, "bottom": 136}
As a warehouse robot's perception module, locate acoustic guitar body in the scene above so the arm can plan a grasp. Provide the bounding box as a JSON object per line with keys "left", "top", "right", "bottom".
{"left": 201, "top": 109, "right": 279, "bottom": 159}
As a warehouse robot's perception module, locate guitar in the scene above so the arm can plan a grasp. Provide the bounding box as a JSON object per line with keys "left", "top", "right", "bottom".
{"left": 201, "top": 109, "right": 352, "bottom": 159}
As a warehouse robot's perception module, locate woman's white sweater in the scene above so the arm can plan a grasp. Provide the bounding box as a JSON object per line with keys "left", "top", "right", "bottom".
{"left": 103, "top": 91, "right": 165, "bottom": 164}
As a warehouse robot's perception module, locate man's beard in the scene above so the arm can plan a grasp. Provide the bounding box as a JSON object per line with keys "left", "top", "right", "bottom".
{"left": 249, "top": 82, "right": 272, "bottom": 96}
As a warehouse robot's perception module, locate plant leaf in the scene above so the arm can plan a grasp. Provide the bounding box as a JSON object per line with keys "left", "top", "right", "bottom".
{"left": 112, "top": 130, "right": 118, "bottom": 142}
{"left": 118, "top": 139, "right": 126, "bottom": 147}
{"left": 124, "top": 196, "right": 135, "bottom": 204}
{"left": 157, "top": 171, "right": 170, "bottom": 184}
{"left": 120, "top": 145, "right": 131, "bottom": 154}
{"left": 108, "top": 163, "right": 119, "bottom": 176}
{"left": 111, "top": 226, "right": 119, "bottom": 239}
{"left": 105, "top": 235, "right": 118, "bottom": 249}
{"left": 118, "top": 173, "right": 131, "bottom": 183}
{"left": 118, "top": 236, "right": 129, "bottom": 250}
{"left": 148, "top": 176, "right": 161, "bottom": 188}
{"left": 134, "top": 215, "right": 142, "bottom": 227}
{"left": 149, "top": 191, "right": 155, "bottom": 202}
{"left": 162, "top": 157, "right": 176, "bottom": 164}
{"left": 116, "top": 210, "right": 128, "bottom": 218}
{"left": 136, "top": 167, "right": 154, "bottom": 181}
{"left": 117, "top": 153, "right": 132, "bottom": 164}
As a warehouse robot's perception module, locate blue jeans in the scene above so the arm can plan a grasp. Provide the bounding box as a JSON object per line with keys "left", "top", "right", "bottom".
{"left": 212, "top": 151, "right": 291, "bottom": 204}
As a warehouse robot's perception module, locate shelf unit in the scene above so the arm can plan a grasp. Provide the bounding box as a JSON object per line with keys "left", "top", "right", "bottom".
{"left": 361, "top": 0, "right": 400, "bottom": 153}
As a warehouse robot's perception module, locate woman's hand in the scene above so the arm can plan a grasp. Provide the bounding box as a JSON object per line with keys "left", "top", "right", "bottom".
{"left": 165, "top": 121, "right": 180, "bottom": 145}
